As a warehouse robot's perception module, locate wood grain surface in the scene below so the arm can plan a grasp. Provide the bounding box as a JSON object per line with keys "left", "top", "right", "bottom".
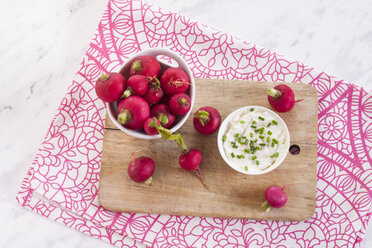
{"left": 98, "top": 79, "right": 318, "bottom": 221}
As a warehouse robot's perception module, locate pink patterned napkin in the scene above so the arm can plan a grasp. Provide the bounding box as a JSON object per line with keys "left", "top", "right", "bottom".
{"left": 17, "top": 0, "right": 372, "bottom": 247}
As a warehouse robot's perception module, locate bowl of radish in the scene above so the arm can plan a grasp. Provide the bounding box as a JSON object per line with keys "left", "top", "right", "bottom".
{"left": 217, "top": 106, "right": 290, "bottom": 175}
{"left": 103, "top": 48, "right": 195, "bottom": 139}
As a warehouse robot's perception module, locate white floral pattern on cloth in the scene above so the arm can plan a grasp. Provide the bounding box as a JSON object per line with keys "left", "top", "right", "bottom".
{"left": 17, "top": 0, "right": 372, "bottom": 247}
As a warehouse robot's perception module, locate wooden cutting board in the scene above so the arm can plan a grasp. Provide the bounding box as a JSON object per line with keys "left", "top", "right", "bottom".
{"left": 98, "top": 79, "right": 318, "bottom": 221}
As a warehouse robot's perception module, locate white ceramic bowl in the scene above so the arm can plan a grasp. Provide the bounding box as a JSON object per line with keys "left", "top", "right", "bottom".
{"left": 217, "top": 106, "right": 290, "bottom": 175}
{"left": 107, "top": 48, "right": 195, "bottom": 139}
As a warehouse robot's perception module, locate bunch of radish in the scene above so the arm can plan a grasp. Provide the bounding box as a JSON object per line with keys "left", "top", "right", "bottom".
{"left": 95, "top": 55, "right": 192, "bottom": 134}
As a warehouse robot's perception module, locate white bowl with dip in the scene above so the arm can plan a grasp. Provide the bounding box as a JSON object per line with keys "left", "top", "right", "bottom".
{"left": 217, "top": 106, "right": 290, "bottom": 175}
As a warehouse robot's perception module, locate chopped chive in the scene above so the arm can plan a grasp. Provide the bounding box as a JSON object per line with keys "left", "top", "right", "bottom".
{"left": 267, "top": 130, "right": 272, "bottom": 135}
{"left": 259, "top": 135, "right": 265, "bottom": 139}
{"left": 259, "top": 143, "right": 266, "bottom": 146}
{"left": 256, "top": 160, "right": 260, "bottom": 165}
{"left": 222, "top": 135, "right": 227, "bottom": 142}
{"left": 255, "top": 129, "right": 260, "bottom": 133}
{"left": 242, "top": 136, "right": 247, "bottom": 139}
{"left": 266, "top": 136, "right": 270, "bottom": 142}
{"left": 235, "top": 133, "right": 239, "bottom": 138}
{"left": 271, "top": 142, "right": 275, "bottom": 147}
{"left": 270, "top": 152, "right": 279, "bottom": 158}
{"left": 272, "top": 120, "right": 278, "bottom": 125}
{"left": 250, "top": 132, "right": 253, "bottom": 138}
{"left": 251, "top": 155, "right": 257, "bottom": 160}
{"left": 258, "top": 147, "right": 262, "bottom": 151}
{"left": 250, "top": 108, "right": 254, "bottom": 112}
{"left": 231, "top": 141, "right": 236, "bottom": 145}
{"left": 258, "top": 116, "right": 265, "bottom": 121}
{"left": 237, "top": 155, "right": 241, "bottom": 159}
{"left": 244, "top": 149, "right": 250, "bottom": 154}
{"left": 231, "top": 152, "right": 235, "bottom": 158}
{"left": 240, "top": 120, "right": 246, "bottom": 124}
{"left": 272, "top": 138, "right": 279, "bottom": 144}
{"left": 251, "top": 125, "right": 257, "bottom": 129}
{"left": 241, "top": 154, "right": 245, "bottom": 159}
{"left": 233, "top": 144, "right": 239, "bottom": 148}
{"left": 245, "top": 166, "right": 248, "bottom": 171}
{"left": 267, "top": 123, "right": 272, "bottom": 127}
{"left": 245, "top": 140, "right": 248, "bottom": 145}
{"left": 259, "top": 127, "right": 264, "bottom": 132}
{"left": 251, "top": 150, "right": 256, "bottom": 154}
{"left": 252, "top": 121, "right": 257, "bottom": 125}
{"left": 254, "top": 139, "right": 258, "bottom": 143}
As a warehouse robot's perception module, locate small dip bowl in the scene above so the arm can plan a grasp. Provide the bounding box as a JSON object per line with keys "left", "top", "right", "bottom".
{"left": 217, "top": 106, "right": 290, "bottom": 175}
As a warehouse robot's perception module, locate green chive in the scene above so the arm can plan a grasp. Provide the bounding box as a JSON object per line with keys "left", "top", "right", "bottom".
{"left": 259, "top": 135, "right": 265, "bottom": 139}
{"left": 258, "top": 147, "right": 262, "bottom": 150}
{"left": 268, "top": 130, "right": 272, "bottom": 135}
{"left": 235, "top": 133, "right": 239, "bottom": 138}
{"left": 250, "top": 132, "right": 253, "bottom": 138}
{"left": 250, "top": 108, "right": 254, "bottom": 112}
{"left": 242, "top": 136, "right": 247, "bottom": 139}
{"left": 272, "top": 138, "right": 279, "bottom": 144}
{"left": 266, "top": 136, "right": 270, "bottom": 142}
{"left": 231, "top": 152, "right": 235, "bottom": 158}
{"left": 272, "top": 120, "right": 278, "bottom": 125}
{"left": 241, "top": 154, "right": 245, "bottom": 159}
{"left": 252, "top": 155, "right": 257, "bottom": 160}
{"left": 252, "top": 121, "right": 257, "bottom": 125}
{"left": 259, "top": 143, "right": 266, "bottom": 146}
{"left": 245, "top": 166, "right": 248, "bottom": 171}
{"left": 244, "top": 149, "right": 250, "bottom": 154}
{"left": 240, "top": 120, "right": 246, "bottom": 124}
{"left": 255, "top": 129, "right": 260, "bottom": 133}
{"left": 270, "top": 152, "right": 279, "bottom": 158}
{"left": 251, "top": 125, "right": 257, "bottom": 129}
{"left": 267, "top": 123, "right": 272, "bottom": 127}
{"left": 271, "top": 143, "right": 275, "bottom": 147}
{"left": 222, "top": 135, "right": 227, "bottom": 142}
{"left": 254, "top": 139, "right": 258, "bottom": 143}
{"left": 237, "top": 155, "right": 241, "bottom": 159}
{"left": 256, "top": 160, "right": 260, "bottom": 165}
{"left": 258, "top": 116, "right": 265, "bottom": 121}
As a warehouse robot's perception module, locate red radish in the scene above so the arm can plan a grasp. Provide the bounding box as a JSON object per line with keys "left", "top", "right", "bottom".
{"left": 261, "top": 182, "right": 305, "bottom": 212}
{"left": 117, "top": 96, "right": 150, "bottom": 130}
{"left": 127, "top": 152, "right": 155, "bottom": 184}
{"left": 153, "top": 118, "right": 205, "bottom": 186}
{"left": 193, "top": 107, "right": 221, "bottom": 135}
{"left": 160, "top": 68, "right": 190, "bottom": 96}
{"left": 130, "top": 56, "right": 161, "bottom": 78}
{"left": 144, "top": 118, "right": 161, "bottom": 135}
{"left": 122, "top": 75, "right": 148, "bottom": 97}
{"left": 267, "top": 84, "right": 302, "bottom": 112}
{"left": 150, "top": 104, "right": 175, "bottom": 129}
{"left": 169, "top": 93, "right": 191, "bottom": 115}
{"left": 95, "top": 73, "right": 126, "bottom": 102}
{"left": 143, "top": 77, "right": 164, "bottom": 105}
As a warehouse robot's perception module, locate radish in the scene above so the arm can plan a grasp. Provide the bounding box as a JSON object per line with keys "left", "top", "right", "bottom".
{"left": 160, "top": 68, "right": 190, "bottom": 96}
{"left": 127, "top": 152, "right": 155, "bottom": 184}
{"left": 143, "top": 77, "right": 164, "bottom": 105}
{"left": 267, "top": 84, "right": 302, "bottom": 112}
{"left": 261, "top": 182, "right": 304, "bottom": 212}
{"left": 122, "top": 75, "right": 148, "bottom": 97}
{"left": 169, "top": 93, "right": 191, "bottom": 115}
{"left": 152, "top": 118, "right": 205, "bottom": 186}
{"left": 95, "top": 73, "right": 127, "bottom": 102}
{"left": 150, "top": 104, "right": 175, "bottom": 129}
{"left": 130, "top": 56, "right": 161, "bottom": 78}
{"left": 117, "top": 96, "right": 150, "bottom": 130}
{"left": 144, "top": 117, "right": 160, "bottom": 135}
{"left": 193, "top": 107, "right": 221, "bottom": 135}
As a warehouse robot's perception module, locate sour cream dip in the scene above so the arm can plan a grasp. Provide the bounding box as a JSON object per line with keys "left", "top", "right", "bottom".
{"left": 217, "top": 106, "right": 290, "bottom": 175}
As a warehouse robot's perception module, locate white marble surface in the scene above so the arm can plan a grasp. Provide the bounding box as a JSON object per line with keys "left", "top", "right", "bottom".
{"left": 0, "top": 0, "right": 371, "bottom": 247}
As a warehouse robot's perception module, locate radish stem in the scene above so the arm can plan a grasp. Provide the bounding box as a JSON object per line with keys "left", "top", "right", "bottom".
{"left": 132, "top": 60, "right": 141, "bottom": 73}
{"left": 100, "top": 74, "right": 109, "bottom": 81}
{"left": 122, "top": 88, "right": 133, "bottom": 98}
{"left": 158, "top": 113, "right": 169, "bottom": 125}
{"left": 196, "top": 168, "right": 206, "bottom": 187}
{"left": 194, "top": 110, "right": 210, "bottom": 126}
{"left": 118, "top": 110, "right": 131, "bottom": 125}
{"left": 144, "top": 177, "right": 153, "bottom": 185}
{"left": 261, "top": 200, "right": 271, "bottom": 212}
{"left": 153, "top": 117, "right": 188, "bottom": 153}
{"left": 267, "top": 88, "right": 282, "bottom": 99}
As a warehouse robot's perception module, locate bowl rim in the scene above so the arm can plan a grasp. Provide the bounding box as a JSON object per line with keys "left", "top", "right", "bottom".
{"left": 106, "top": 47, "right": 195, "bottom": 140}
{"left": 217, "top": 105, "right": 290, "bottom": 175}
